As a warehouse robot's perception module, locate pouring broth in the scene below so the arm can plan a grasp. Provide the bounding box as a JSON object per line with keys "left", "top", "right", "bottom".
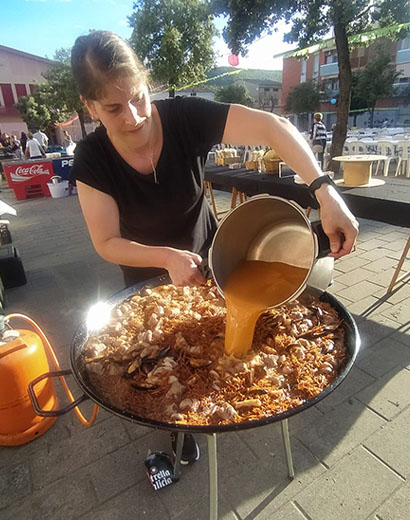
{"left": 224, "top": 261, "right": 309, "bottom": 356}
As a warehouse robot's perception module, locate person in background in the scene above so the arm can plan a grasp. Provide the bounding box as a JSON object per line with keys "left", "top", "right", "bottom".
{"left": 33, "top": 128, "right": 49, "bottom": 149}
{"left": 70, "top": 31, "right": 359, "bottom": 466}
{"left": 9, "top": 135, "right": 23, "bottom": 159}
{"left": 310, "top": 112, "right": 327, "bottom": 169}
{"left": 20, "top": 132, "right": 28, "bottom": 154}
{"left": 25, "top": 132, "right": 46, "bottom": 159}
{"left": 63, "top": 130, "right": 74, "bottom": 148}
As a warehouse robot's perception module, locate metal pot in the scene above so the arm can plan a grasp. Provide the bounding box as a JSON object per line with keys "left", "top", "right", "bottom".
{"left": 28, "top": 275, "right": 360, "bottom": 433}
{"left": 209, "top": 194, "right": 334, "bottom": 305}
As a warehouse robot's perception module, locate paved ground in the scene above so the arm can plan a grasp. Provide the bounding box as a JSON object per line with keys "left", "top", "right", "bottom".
{"left": 0, "top": 182, "right": 409, "bottom": 520}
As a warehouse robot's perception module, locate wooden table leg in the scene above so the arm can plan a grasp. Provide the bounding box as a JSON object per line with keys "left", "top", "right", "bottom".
{"left": 231, "top": 187, "right": 238, "bottom": 208}
{"left": 205, "top": 181, "right": 219, "bottom": 219}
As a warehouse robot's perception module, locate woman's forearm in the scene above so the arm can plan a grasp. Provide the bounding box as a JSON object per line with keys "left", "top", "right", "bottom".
{"left": 94, "top": 236, "right": 171, "bottom": 269}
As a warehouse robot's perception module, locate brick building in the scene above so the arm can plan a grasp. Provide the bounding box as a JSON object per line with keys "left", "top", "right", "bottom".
{"left": 280, "top": 33, "right": 410, "bottom": 130}
{"left": 0, "top": 45, "right": 54, "bottom": 137}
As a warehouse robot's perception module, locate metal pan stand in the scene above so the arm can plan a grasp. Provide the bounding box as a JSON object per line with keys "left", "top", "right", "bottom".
{"left": 173, "top": 418, "right": 294, "bottom": 520}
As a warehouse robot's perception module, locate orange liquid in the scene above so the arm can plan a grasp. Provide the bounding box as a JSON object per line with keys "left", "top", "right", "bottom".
{"left": 224, "top": 261, "right": 308, "bottom": 356}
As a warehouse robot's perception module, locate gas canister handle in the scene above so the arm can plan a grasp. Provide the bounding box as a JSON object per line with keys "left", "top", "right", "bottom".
{"left": 28, "top": 369, "right": 89, "bottom": 417}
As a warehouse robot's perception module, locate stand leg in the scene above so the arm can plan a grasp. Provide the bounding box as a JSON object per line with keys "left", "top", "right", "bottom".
{"left": 173, "top": 432, "right": 184, "bottom": 481}
{"left": 281, "top": 419, "right": 295, "bottom": 479}
{"left": 386, "top": 236, "right": 410, "bottom": 294}
{"left": 207, "top": 433, "right": 218, "bottom": 520}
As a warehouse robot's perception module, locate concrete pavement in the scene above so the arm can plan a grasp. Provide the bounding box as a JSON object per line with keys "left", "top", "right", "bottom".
{"left": 0, "top": 184, "right": 409, "bottom": 520}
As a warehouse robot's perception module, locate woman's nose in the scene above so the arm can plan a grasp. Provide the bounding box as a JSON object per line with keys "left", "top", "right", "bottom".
{"left": 124, "top": 102, "right": 144, "bottom": 125}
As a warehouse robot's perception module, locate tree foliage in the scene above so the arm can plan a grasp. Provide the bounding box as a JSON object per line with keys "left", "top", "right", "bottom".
{"left": 43, "top": 49, "right": 88, "bottom": 137}
{"left": 354, "top": 45, "right": 401, "bottom": 126}
{"left": 15, "top": 82, "right": 71, "bottom": 139}
{"left": 214, "top": 82, "right": 253, "bottom": 105}
{"left": 129, "top": 0, "right": 217, "bottom": 95}
{"left": 349, "top": 71, "right": 367, "bottom": 126}
{"left": 285, "top": 80, "right": 321, "bottom": 114}
{"left": 212, "top": 0, "right": 409, "bottom": 172}
{"left": 15, "top": 48, "right": 88, "bottom": 138}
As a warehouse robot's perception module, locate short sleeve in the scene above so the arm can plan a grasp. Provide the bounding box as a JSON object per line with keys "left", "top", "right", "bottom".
{"left": 185, "top": 97, "right": 229, "bottom": 143}
{"left": 167, "top": 97, "right": 230, "bottom": 154}
{"left": 69, "top": 131, "right": 114, "bottom": 196}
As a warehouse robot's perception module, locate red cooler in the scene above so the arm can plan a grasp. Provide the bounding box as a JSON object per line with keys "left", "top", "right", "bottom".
{"left": 3, "top": 160, "right": 54, "bottom": 200}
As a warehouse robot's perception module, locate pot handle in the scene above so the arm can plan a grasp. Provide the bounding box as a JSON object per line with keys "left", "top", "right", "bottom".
{"left": 311, "top": 221, "right": 331, "bottom": 258}
{"left": 311, "top": 221, "right": 346, "bottom": 258}
{"left": 28, "top": 369, "right": 89, "bottom": 417}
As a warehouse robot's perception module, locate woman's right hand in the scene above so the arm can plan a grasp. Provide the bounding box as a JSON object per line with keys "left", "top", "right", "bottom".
{"left": 164, "top": 248, "right": 206, "bottom": 286}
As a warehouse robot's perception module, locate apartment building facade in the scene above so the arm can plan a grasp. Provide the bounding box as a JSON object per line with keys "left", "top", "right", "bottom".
{"left": 281, "top": 34, "right": 410, "bottom": 130}
{"left": 0, "top": 45, "right": 55, "bottom": 137}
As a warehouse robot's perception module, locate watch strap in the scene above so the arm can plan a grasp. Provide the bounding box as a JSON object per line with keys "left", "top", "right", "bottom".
{"left": 308, "top": 175, "right": 336, "bottom": 202}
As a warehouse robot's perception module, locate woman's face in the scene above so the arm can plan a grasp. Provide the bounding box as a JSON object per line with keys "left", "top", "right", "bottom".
{"left": 83, "top": 77, "right": 152, "bottom": 148}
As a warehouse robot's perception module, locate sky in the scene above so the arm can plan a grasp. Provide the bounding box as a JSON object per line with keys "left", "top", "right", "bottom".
{"left": 1, "top": 0, "right": 296, "bottom": 71}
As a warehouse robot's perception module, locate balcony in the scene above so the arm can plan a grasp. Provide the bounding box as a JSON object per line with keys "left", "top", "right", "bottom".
{"left": 320, "top": 62, "right": 339, "bottom": 77}
{"left": 393, "top": 80, "right": 410, "bottom": 96}
{"left": 397, "top": 48, "right": 410, "bottom": 64}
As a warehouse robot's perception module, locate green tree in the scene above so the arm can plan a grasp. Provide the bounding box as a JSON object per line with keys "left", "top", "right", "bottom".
{"left": 15, "top": 48, "right": 89, "bottom": 139}
{"left": 349, "top": 72, "right": 367, "bottom": 127}
{"left": 285, "top": 80, "right": 321, "bottom": 114}
{"left": 214, "top": 82, "right": 253, "bottom": 105}
{"left": 355, "top": 46, "right": 401, "bottom": 127}
{"left": 129, "top": 0, "right": 217, "bottom": 96}
{"left": 15, "top": 82, "right": 71, "bottom": 140}
{"left": 212, "top": 1, "right": 409, "bottom": 172}
{"left": 43, "top": 48, "right": 88, "bottom": 137}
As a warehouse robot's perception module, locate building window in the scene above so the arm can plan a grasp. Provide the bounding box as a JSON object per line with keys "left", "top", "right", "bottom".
{"left": 300, "top": 59, "right": 307, "bottom": 82}
{"left": 0, "top": 84, "right": 14, "bottom": 107}
{"left": 398, "top": 37, "right": 410, "bottom": 50}
{"left": 15, "top": 84, "right": 27, "bottom": 98}
{"left": 325, "top": 50, "right": 338, "bottom": 64}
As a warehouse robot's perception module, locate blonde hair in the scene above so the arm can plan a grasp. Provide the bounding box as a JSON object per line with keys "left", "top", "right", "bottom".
{"left": 314, "top": 112, "right": 323, "bottom": 121}
{"left": 71, "top": 31, "right": 149, "bottom": 100}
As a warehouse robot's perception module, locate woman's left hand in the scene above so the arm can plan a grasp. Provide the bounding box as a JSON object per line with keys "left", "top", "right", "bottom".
{"left": 315, "top": 185, "right": 359, "bottom": 258}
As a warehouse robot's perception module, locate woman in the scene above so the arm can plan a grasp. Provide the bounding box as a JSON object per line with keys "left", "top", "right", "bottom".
{"left": 310, "top": 112, "right": 328, "bottom": 169}
{"left": 70, "top": 31, "right": 358, "bottom": 464}
{"left": 25, "top": 132, "right": 45, "bottom": 160}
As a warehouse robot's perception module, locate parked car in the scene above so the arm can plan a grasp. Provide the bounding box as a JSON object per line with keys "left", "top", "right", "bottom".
{"left": 45, "top": 145, "right": 67, "bottom": 155}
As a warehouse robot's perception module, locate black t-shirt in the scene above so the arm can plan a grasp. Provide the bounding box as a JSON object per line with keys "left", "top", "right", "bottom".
{"left": 70, "top": 96, "right": 230, "bottom": 285}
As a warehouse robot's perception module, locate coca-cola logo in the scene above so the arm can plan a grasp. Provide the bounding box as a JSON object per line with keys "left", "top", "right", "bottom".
{"left": 14, "top": 164, "right": 50, "bottom": 176}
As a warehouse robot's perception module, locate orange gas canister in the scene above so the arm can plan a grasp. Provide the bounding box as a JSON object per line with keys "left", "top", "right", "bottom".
{"left": 0, "top": 320, "right": 57, "bottom": 446}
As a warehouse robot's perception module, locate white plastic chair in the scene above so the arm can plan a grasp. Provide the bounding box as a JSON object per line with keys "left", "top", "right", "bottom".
{"left": 374, "top": 141, "right": 397, "bottom": 176}
{"left": 395, "top": 141, "right": 410, "bottom": 177}
{"left": 343, "top": 141, "right": 355, "bottom": 154}
{"left": 347, "top": 140, "right": 367, "bottom": 154}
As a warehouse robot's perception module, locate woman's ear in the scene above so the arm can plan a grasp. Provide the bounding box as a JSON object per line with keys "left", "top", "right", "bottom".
{"left": 81, "top": 96, "right": 98, "bottom": 120}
